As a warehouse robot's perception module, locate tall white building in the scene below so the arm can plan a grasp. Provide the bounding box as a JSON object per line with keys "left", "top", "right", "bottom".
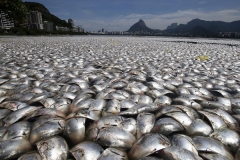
{"left": 28, "top": 11, "right": 43, "bottom": 29}
{"left": 0, "top": 10, "right": 14, "bottom": 29}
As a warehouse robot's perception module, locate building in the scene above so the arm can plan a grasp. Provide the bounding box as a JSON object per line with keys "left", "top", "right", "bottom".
{"left": 28, "top": 11, "right": 43, "bottom": 29}
{"left": 68, "top": 19, "right": 75, "bottom": 28}
{"left": 56, "top": 26, "right": 69, "bottom": 32}
{"left": 76, "top": 26, "right": 84, "bottom": 32}
{"left": 0, "top": 10, "right": 14, "bottom": 29}
{"left": 43, "top": 21, "right": 54, "bottom": 32}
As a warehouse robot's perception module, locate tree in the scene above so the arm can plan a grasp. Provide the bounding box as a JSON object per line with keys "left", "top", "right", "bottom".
{"left": 0, "top": 0, "right": 28, "bottom": 27}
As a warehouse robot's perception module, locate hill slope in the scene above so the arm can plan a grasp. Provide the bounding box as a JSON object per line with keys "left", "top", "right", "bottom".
{"left": 165, "top": 19, "right": 240, "bottom": 35}
{"left": 127, "top": 19, "right": 160, "bottom": 33}
{"left": 24, "top": 2, "right": 70, "bottom": 29}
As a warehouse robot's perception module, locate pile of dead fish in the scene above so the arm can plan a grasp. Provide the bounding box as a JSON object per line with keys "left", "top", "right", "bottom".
{"left": 0, "top": 36, "right": 240, "bottom": 160}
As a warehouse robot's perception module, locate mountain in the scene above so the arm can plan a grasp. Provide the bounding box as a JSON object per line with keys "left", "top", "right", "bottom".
{"left": 127, "top": 19, "right": 160, "bottom": 33}
{"left": 24, "top": 2, "right": 70, "bottom": 29}
{"left": 165, "top": 19, "right": 240, "bottom": 35}
{"left": 166, "top": 23, "right": 178, "bottom": 30}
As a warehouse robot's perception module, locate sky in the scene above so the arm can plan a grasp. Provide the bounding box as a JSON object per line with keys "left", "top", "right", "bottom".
{"left": 23, "top": 0, "right": 240, "bottom": 32}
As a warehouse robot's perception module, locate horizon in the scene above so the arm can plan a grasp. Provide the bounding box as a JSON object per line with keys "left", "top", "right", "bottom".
{"left": 23, "top": 0, "right": 240, "bottom": 32}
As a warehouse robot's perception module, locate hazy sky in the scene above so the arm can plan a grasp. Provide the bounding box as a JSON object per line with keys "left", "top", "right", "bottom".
{"left": 23, "top": 0, "right": 240, "bottom": 32}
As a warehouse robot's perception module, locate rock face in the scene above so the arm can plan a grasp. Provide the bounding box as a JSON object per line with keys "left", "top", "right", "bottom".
{"left": 127, "top": 19, "right": 160, "bottom": 33}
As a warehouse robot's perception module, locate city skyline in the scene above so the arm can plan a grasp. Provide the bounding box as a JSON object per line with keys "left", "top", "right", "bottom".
{"left": 23, "top": 0, "right": 240, "bottom": 32}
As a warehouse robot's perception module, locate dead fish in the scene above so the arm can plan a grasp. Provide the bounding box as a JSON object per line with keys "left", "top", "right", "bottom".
{"left": 3, "top": 106, "right": 41, "bottom": 126}
{"left": 36, "top": 136, "right": 68, "bottom": 160}
{"left": 136, "top": 113, "right": 155, "bottom": 139}
{"left": 0, "top": 109, "right": 11, "bottom": 120}
{"left": 86, "top": 115, "right": 126, "bottom": 132}
{"left": 140, "top": 156, "right": 163, "bottom": 160}
{"left": 0, "top": 101, "right": 28, "bottom": 111}
{"left": 173, "top": 105, "right": 200, "bottom": 119}
{"left": 200, "top": 100, "right": 231, "bottom": 112}
{"left": 102, "top": 99, "right": 121, "bottom": 117}
{"left": 24, "top": 108, "right": 65, "bottom": 120}
{"left": 157, "top": 146, "right": 203, "bottom": 160}
{"left": 2, "top": 121, "right": 31, "bottom": 140}
{"left": 128, "top": 133, "right": 171, "bottom": 160}
{"left": 70, "top": 141, "right": 103, "bottom": 160}
{"left": 199, "top": 153, "right": 231, "bottom": 160}
{"left": 154, "top": 96, "right": 172, "bottom": 105}
{"left": 151, "top": 117, "right": 184, "bottom": 135}
{"left": 171, "top": 134, "right": 198, "bottom": 155}
{"left": 155, "top": 105, "right": 181, "bottom": 119}
{"left": 29, "top": 117, "right": 65, "bottom": 144}
{"left": 203, "top": 108, "right": 239, "bottom": 130}
{"left": 87, "top": 126, "right": 136, "bottom": 149}
{"left": 119, "top": 118, "right": 137, "bottom": 135}
{"left": 119, "top": 103, "right": 161, "bottom": 115}
{"left": 64, "top": 117, "right": 85, "bottom": 145}
{"left": 98, "top": 148, "right": 128, "bottom": 160}
{"left": 186, "top": 119, "right": 213, "bottom": 136}
{"left": 165, "top": 112, "right": 193, "bottom": 128}
{"left": 17, "top": 151, "right": 42, "bottom": 160}
{"left": 193, "top": 136, "right": 234, "bottom": 160}
{"left": 210, "top": 128, "right": 240, "bottom": 153}
{"left": 198, "top": 110, "right": 227, "bottom": 131}
{"left": 173, "top": 97, "right": 202, "bottom": 110}
{"left": 0, "top": 139, "right": 32, "bottom": 160}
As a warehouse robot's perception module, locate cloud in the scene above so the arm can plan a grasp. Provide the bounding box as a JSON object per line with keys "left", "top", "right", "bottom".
{"left": 75, "top": 9, "right": 240, "bottom": 31}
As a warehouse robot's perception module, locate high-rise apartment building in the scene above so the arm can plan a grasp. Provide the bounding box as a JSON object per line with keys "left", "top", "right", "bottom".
{"left": 68, "top": 19, "right": 75, "bottom": 28}
{"left": 77, "top": 26, "right": 84, "bottom": 32}
{"left": 28, "top": 11, "right": 43, "bottom": 29}
{"left": 0, "top": 10, "right": 14, "bottom": 29}
{"left": 43, "top": 21, "right": 54, "bottom": 32}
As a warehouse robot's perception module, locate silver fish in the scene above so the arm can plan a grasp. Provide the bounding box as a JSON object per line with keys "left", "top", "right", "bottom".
{"left": 186, "top": 119, "right": 213, "bottom": 136}
{"left": 0, "top": 139, "right": 32, "bottom": 160}
{"left": 98, "top": 148, "right": 128, "bottom": 160}
{"left": 2, "top": 121, "right": 31, "bottom": 140}
{"left": 64, "top": 117, "right": 85, "bottom": 145}
{"left": 136, "top": 112, "right": 155, "bottom": 139}
{"left": 17, "top": 151, "right": 42, "bottom": 160}
{"left": 70, "top": 141, "right": 103, "bottom": 160}
{"left": 3, "top": 106, "right": 41, "bottom": 126}
{"left": 36, "top": 136, "right": 68, "bottom": 160}
{"left": 210, "top": 128, "right": 240, "bottom": 153}
{"left": 29, "top": 117, "right": 65, "bottom": 144}
{"left": 128, "top": 133, "right": 171, "bottom": 160}
{"left": 165, "top": 112, "right": 193, "bottom": 128}
{"left": 87, "top": 126, "right": 136, "bottom": 149}
{"left": 199, "top": 153, "right": 231, "bottom": 160}
{"left": 157, "top": 146, "right": 203, "bottom": 160}
{"left": 198, "top": 110, "right": 228, "bottom": 130}
{"left": 171, "top": 134, "right": 198, "bottom": 155}
{"left": 155, "top": 105, "right": 181, "bottom": 119}
{"left": 193, "top": 136, "right": 234, "bottom": 160}
{"left": 151, "top": 117, "right": 184, "bottom": 135}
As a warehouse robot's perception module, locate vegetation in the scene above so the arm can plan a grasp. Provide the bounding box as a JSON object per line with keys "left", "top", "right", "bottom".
{"left": 0, "top": 0, "right": 28, "bottom": 26}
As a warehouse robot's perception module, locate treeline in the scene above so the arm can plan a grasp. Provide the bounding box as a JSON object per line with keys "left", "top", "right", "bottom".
{"left": 0, "top": 28, "right": 87, "bottom": 36}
